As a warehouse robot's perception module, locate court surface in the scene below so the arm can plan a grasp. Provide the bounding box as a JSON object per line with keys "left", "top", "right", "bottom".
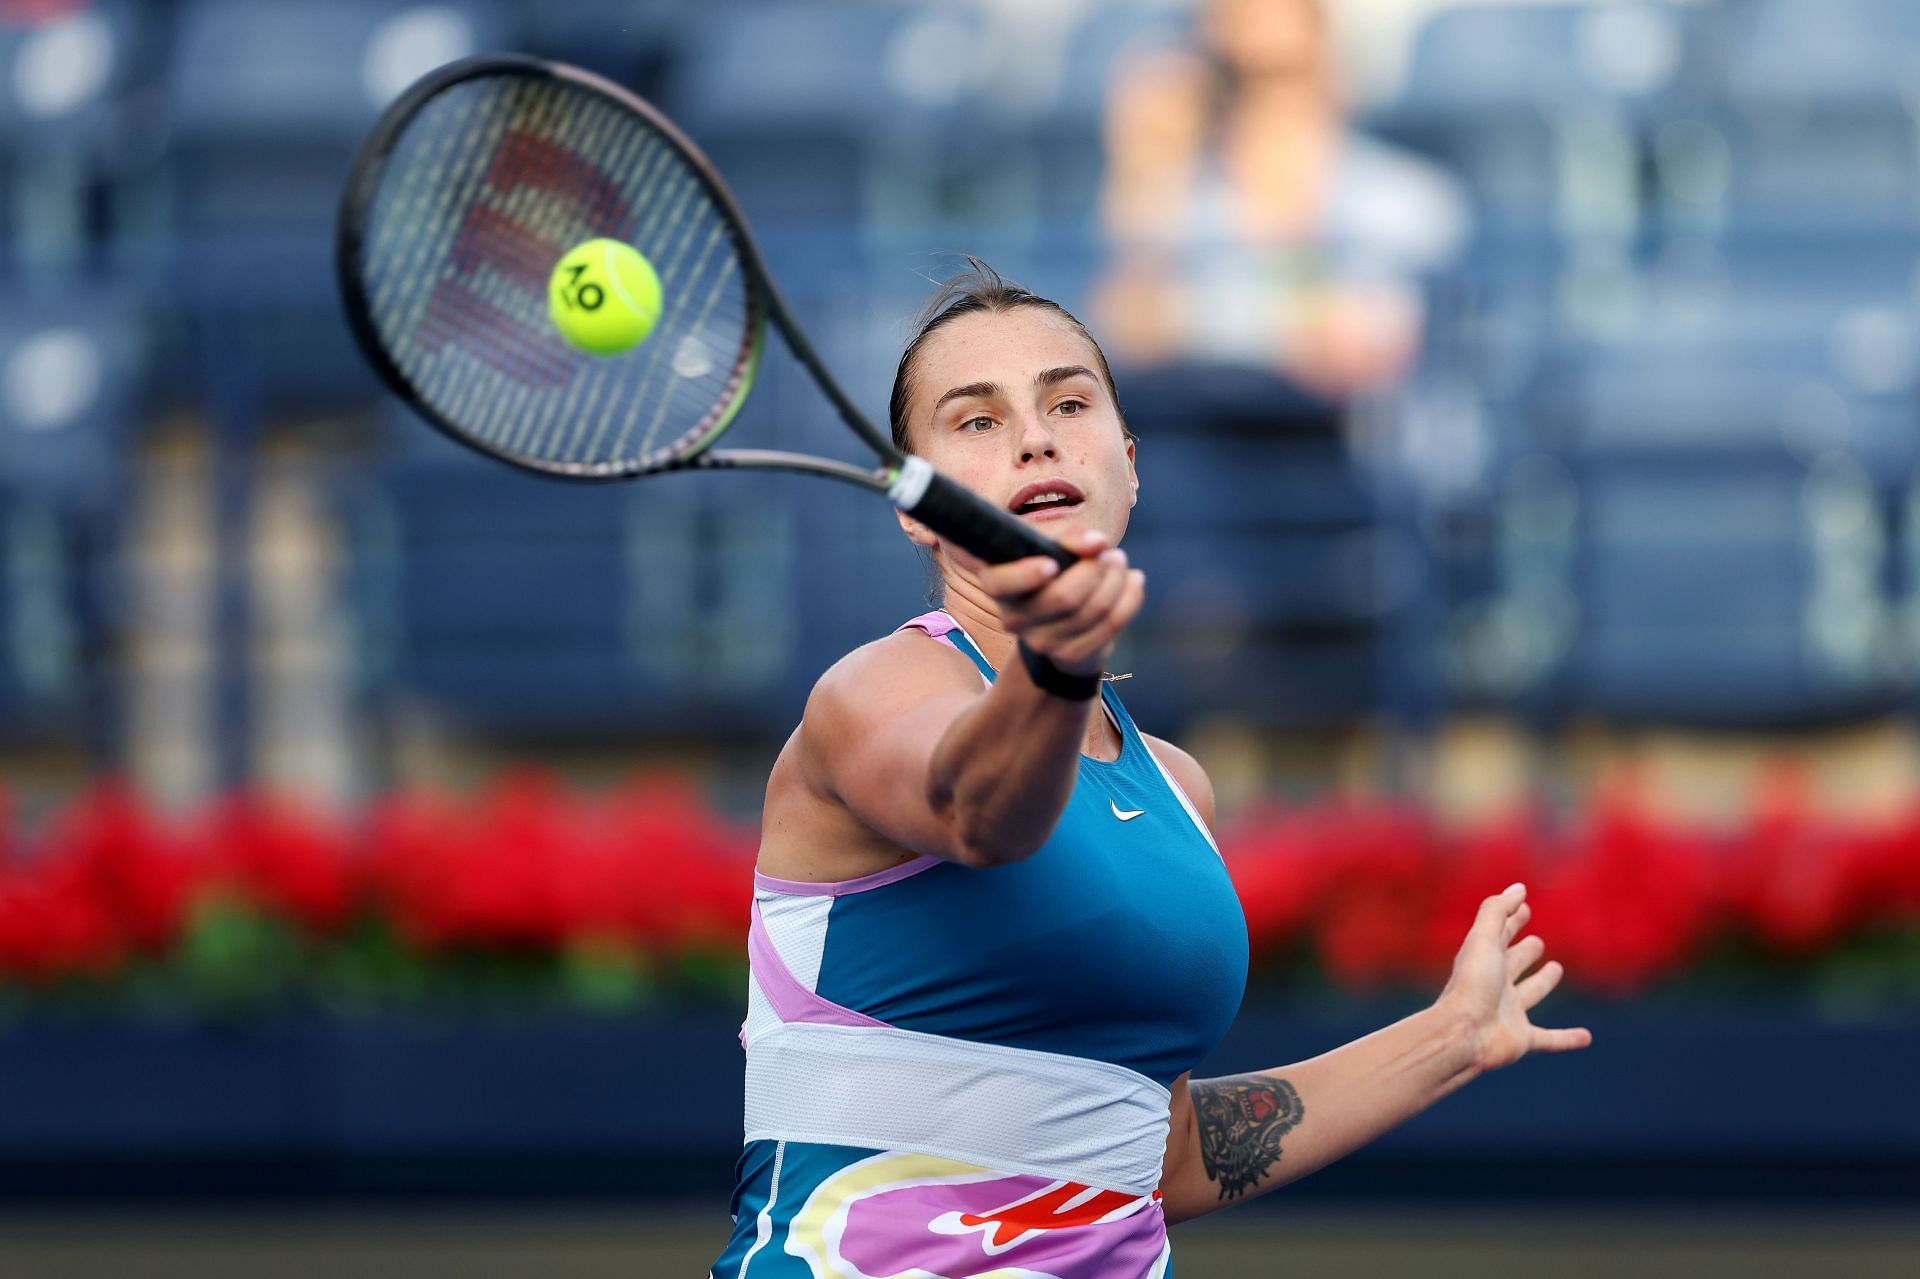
{"left": 3, "top": 1207, "right": 1916, "bottom": 1278}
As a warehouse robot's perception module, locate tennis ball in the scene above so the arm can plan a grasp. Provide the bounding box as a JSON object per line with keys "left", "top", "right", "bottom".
{"left": 548, "top": 238, "right": 663, "bottom": 356}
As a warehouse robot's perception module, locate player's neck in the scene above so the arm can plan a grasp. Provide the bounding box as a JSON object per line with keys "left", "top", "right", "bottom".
{"left": 937, "top": 589, "right": 1018, "bottom": 677}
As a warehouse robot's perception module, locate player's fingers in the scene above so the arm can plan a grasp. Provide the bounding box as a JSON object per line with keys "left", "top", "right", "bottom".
{"left": 1065, "top": 527, "right": 1111, "bottom": 559}
{"left": 1028, "top": 551, "right": 1129, "bottom": 645}
{"left": 1503, "top": 901, "right": 1532, "bottom": 943}
{"left": 1004, "top": 533, "right": 1116, "bottom": 618}
{"left": 1506, "top": 933, "right": 1545, "bottom": 982}
{"left": 1472, "top": 883, "right": 1526, "bottom": 941}
{"left": 1015, "top": 561, "right": 1114, "bottom": 630}
{"left": 990, "top": 563, "right": 1099, "bottom": 632}
{"left": 1110, "top": 567, "right": 1147, "bottom": 630}
{"left": 1532, "top": 1024, "right": 1594, "bottom": 1053}
{"left": 1515, "top": 957, "right": 1564, "bottom": 1007}
{"left": 977, "top": 554, "right": 1067, "bottom": 601}
{"left": 1052, "top": 568, "right": 1136, "bottom": 660}
{"left": 1033, "top": 562, "right": 1142, "bottom": 668}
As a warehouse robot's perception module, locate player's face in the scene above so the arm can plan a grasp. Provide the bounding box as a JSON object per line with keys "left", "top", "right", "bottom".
{"left": 900, "top": 307, "right": 1138, "bottom": 556}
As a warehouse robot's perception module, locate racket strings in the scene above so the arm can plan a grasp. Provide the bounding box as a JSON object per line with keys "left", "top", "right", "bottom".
{"left": 356, "top": 70, "right": 756, "bottom": 474}
{"left": 550, "top": 131, "right": 682, "bottom": 461}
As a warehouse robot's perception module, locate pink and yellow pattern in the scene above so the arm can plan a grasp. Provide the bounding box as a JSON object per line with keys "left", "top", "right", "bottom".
{"left": 785, "top": 1151, "right": 1172, "bottom": 1279}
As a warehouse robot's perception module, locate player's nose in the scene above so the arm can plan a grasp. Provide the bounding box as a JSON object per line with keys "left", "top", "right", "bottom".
{"left": 1015, "top": 412, "right": 1059, "bottom": 462}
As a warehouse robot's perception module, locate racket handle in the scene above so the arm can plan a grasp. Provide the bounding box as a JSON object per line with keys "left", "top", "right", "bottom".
{"left": 889, "top": 457, "right": 1078, "bottom": 568}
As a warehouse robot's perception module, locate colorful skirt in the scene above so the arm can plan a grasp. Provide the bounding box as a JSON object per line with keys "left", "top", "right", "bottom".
{"left": 711, "top": 1139, "right": 1173, "bottom": 1279}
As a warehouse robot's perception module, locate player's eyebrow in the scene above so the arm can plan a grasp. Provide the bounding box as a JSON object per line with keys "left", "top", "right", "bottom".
{"left": 932, "top": 366, "right": 1099, "bottom": 415}
{"left": 933, "top": 380, "right": 1002, "bottom": 414}
{"left": 1035, "top": 364, "right": 1098, "bottom": 389}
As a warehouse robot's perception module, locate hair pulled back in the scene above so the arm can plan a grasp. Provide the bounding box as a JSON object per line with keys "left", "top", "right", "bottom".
{"left": 887, "top": 257, "right": 1128, "bottom": 454}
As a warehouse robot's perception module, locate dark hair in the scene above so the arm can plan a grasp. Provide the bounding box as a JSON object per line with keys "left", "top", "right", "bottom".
{"left": 887, "top": 257, "right": 1130, "bottom": 454}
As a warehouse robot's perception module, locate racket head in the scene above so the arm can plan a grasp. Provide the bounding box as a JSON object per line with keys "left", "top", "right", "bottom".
{"left": 338, "top": 55, "right": 769, "bottom": 479}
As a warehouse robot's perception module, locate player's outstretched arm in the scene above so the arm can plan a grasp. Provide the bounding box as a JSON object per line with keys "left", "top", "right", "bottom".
{"left": 1158, "top": 884, "right": 1593, "bottom": 1223}
{"left": 801, "top": 529, "right": 1144, "bottom": 867}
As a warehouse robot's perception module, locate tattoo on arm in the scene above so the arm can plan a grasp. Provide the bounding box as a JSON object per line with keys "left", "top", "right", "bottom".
{"left": 1191, "top": 1075, "right": 1305, "bottom": 1201}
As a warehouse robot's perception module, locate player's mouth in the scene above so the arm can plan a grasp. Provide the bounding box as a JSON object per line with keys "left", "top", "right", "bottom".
{"left": 1007, "top": 479, "right": 1085, "bottom": 521}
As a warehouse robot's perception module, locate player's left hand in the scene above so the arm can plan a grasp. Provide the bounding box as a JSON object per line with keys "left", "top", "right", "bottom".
{"left": 1434, "top": 883, "right": 1593, "bottom": 1074}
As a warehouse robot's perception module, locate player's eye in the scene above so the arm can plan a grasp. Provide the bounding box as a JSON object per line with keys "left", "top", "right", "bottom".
{"left": 961, "top": 415, "right": 996, "bottom": 433}
{"left": 1052, "top": 399, "right": 1087, "bottom": 417}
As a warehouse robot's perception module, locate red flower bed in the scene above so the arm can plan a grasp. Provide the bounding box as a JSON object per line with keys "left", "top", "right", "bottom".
{"left": 1, "top": 771, "right": 1916, "bottom": 1004}
{"left": 1217, "top": 770, "right": 1920, "bottom": 998}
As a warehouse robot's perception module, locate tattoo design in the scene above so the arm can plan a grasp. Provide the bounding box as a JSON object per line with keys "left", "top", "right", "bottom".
{"left": 1192, "top": 1075, "right": 1305, "bottom": 1201}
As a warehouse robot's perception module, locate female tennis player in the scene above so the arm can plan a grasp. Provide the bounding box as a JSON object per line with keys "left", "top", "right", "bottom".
{"left": 712, "top": 264, "right": 1590, "bottom": 1279}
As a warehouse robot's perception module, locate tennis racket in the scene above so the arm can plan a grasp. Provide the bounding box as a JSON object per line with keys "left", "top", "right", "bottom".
{"left": 336, "top": 53, "right": 1076, "bottom": 570}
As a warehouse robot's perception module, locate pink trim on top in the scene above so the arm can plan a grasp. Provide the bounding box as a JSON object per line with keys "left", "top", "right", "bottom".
{"left": 755, "top": 854, "right": 941, "bottom": 897}
{"left": 897, "top": 609, "right": 961, "bottom": 647}
{"left": 747, "top": 902, "right": 892, "bottom": 1030}
{"left": 898, "top": 610, "right": 992, "bottom": 693}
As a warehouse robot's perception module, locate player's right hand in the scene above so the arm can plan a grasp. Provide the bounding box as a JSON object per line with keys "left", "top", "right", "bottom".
{"left": 979, "top": 528, "right": 1146, "bottom": 677}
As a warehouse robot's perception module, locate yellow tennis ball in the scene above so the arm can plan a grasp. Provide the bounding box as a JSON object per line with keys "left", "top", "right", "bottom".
{"left": 548, "top": 238, "right": 662, "bottom": 356}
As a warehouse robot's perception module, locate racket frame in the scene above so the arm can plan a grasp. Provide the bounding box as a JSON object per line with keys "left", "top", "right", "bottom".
{"left": 338, "top": 53, "right": 1075, "bottom": 566}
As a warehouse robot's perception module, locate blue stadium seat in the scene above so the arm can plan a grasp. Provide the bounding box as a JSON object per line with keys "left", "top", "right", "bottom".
{"left": 1121, "top": 621, "right": 1382, "bottom": 731}
{"left": 521, "top": 0, "right": 683, "bottom": 99}
{"left": 1511, "top": 277, "right": 1920, "bottom": 488}
{"left": 669, "top": 0, "right": 973, "bottom": 138}
{"left": 665, "top": 0, "right": 1115, "bottom": 232}
{"left": 1127, "top": 527, "right": 1391, "bottom": 628}
{"left": 667, "top": 1, "right": 941, "bottom": 225}
{"left": 967, "top": 3, "right": 1183, "bottom": 232}
{"left": 1705, "top": 1, "right": 1920, "bottom": 229}
{"left": 1565, "top": 456, "right": 1897, "bottom": 722}
{"left": 1384, "top": 2, "right": 1699, "bottom": 233}
{"left": 169, "top": 0, "right": 515, "bottom": 139}
{"left": 1098, "top": 366, "right": 1394, "bottom": 728}
{"left": 0, "top": 3, "right": 135, "bottom": 142}
{"left": 786, "top": 475, "right": 928, "bottom": 688}
{"left": 0, "top": 284, "right": 134, "bottom": 749}
{"left": 1128, "top": 433, "right": 1373, "bottom": 534}
{"left": 0, "top": 287, "right": 141, "bottom": 510}
{"left": 163, "top": 0, "right": 518, "bottom": 281}
{"left": 1722, "top": 0, "right": 1920, "bottom": 107}
{"left": 1688, "top": 230, "right": 1920, "bottom": 307}
{"left": 356, "top": 440, "right": 803, "bottom": 736}
{"left": 1683, "top": 106, "right": 1920, "bottom": 233}
{"left": 0, "top": 485, "right": 95, "bottom": 743}
{"left": 159, "top": 2, "right": 521, "bottom": 420}
{"left": 0, "top": 1, "right": 145, "bottom": 273}
{"left": 1398, "top": 1, "right": 1694, "bottom": 114}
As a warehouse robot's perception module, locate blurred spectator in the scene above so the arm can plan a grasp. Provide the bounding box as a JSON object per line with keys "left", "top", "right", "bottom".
{"left": 1093, "top": 0, "right": 1468, "bottom": 402}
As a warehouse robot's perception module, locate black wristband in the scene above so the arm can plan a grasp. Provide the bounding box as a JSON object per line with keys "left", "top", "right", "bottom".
{"left": 1017, "top": 641, "right": 1099, "bottom": 701}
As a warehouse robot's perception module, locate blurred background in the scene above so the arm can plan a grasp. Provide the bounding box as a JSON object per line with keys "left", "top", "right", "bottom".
{"left": 0, "top": 0, "right": 1917, "bottom": 1274}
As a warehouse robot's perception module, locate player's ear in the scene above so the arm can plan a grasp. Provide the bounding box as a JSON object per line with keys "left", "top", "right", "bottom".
{"left": 1125, "top": 435, "right": 1139, "bottom": 508}
{"left": 896, "top": 507, "right": 938, "bottom": 548}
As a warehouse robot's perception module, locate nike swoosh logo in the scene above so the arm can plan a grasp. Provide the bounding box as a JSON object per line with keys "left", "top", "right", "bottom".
{"left": 1111, "top": 801, "right": 1146, "bottom": 822}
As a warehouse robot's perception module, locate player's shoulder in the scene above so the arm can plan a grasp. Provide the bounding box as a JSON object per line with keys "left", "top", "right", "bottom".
{"left": 1140, "top": 732, "right": 1215, "bottom": 828}
{"left": 804, "top": 627, "right": 984, "bottom": 731}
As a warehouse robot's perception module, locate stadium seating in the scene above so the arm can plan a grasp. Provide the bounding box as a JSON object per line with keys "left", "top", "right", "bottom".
{"left": 354, "top": 412, "right": 810, "bottom": 736}
{"left": 1, "top": 0, "right": 1918, "bottom": 748}
{"left": 0, "top": 289, "right": 140, "bottom": 508}
{"left": 0, "top": 0, "right": 143, "bottom": 275}
{"left": 1721, "top": 0, "right": 1920, "bottom": 107}
{"left": 1382, "top": 1, "right": 1700, "bottom": 234}
{"left": 0, "top": 290, "right": 134, "bottom": 743}
{"left": 157, "top": 0, "right": 520, "bottom": 417}
{"left": 1565, "top": 456, "right": 1893, "bottom": 724}
{"left": 0, "top": 484, "right": 93, "bottom": 742}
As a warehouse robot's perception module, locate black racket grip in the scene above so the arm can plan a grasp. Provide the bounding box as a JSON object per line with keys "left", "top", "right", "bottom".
{"left": 890, "top": 459, "right": 1078, "bottom": 568}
